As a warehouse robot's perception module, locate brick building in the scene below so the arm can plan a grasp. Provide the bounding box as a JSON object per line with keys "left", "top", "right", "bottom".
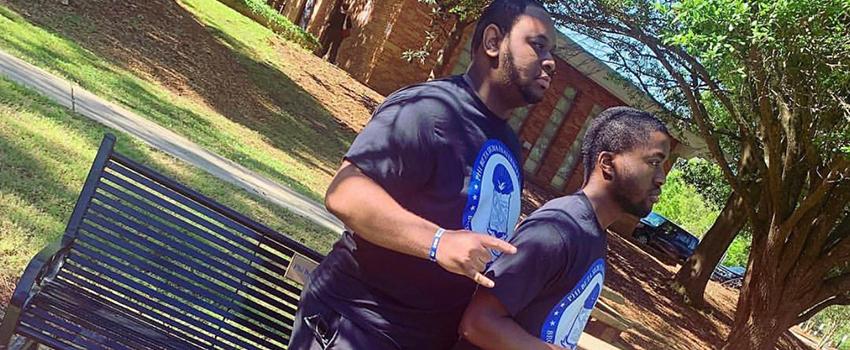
{"left": 269, "top": 0, "right": 706, "bottom": 202}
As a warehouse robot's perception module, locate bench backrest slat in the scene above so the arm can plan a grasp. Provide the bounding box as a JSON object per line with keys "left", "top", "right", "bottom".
{"left": 111, "top": 152, "right": 324, "bottom": 263}
{"left": 103, "top": 160, "right": 303, "bottom": 266}
{"left": 40, "top": 134, "right": 324, "bottom": 349}
{"left": 86, "top": 189, "right": 303, "bottom": 320}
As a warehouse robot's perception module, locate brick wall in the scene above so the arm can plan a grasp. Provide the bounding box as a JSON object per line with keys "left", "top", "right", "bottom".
{"left": 517, "top": 57, "right": 573, "bottom": 163}
{"left": 340, "top": 0, "right": 461, "bottom": 94}
{"left": 333, "top": 1, "right": 400, "bottom": 90}
{"left": 304, "top": 0, "right": 337, "bottom": 38}
{"left": 280, "top": 0, "right": 307, "bottom": 24}
{"left": 277, "top": 0, "right": 686, "bottom": 204}
{"left": 516, "top": 58, "right": 626, "bottom": 193}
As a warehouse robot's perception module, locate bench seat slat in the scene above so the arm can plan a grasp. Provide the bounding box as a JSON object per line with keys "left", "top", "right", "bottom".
{"left": 72, "top": 229, "right": 294, "bottom": 341}
{"left": 18, "top": 316, "right": 88, "bottom": 350}
{"left": 59, "top": 261, "right": 242, "bottom": 348}
{"left": 62, "top": 253, "right": 285, "bottom": 350}
{"left": 80, "top": 212, "right": 302, "bottom": 322}
{"left": 24, "top": 303, "right": 137, "bottom": 350}
{"left": 39, "top": 286, "right": 185, "bottom": 349}
{"left": 45, "top": 279, "right": 274, "bottom": 349}
{"left": 49, "top": 276, "right": 216, "bottom": 349}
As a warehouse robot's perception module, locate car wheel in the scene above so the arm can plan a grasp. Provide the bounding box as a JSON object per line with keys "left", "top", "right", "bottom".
{"left": 636, "top": 234, "right": 649, "bottom": 245}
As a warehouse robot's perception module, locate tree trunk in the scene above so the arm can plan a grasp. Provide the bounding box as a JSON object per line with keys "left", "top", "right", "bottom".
{"left": 673, "top": 193, "right": 747, "bottom": 307}
{"left": 723, "top": 270, "right": 794, "bottom": 350}
{"left": 430, "top": 19, "right": 469, "bottom": 79}
{"left": 723, "top": 318, "right": 787, "bottom": 350}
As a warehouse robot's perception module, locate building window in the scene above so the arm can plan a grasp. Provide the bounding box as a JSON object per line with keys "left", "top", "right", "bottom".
{"left": 550, "top": 105, "right": 604, "bottom": 190}
{"left": 523, "top": 87, "right": 577, "bottom": 175}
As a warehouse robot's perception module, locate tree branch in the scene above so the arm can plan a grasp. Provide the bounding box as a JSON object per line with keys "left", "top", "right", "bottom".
{"left": 796, "top": 293, "right": 850, "bottom": 325}
{"left": 782, "top": 158, "right": 850, "bottom": 232}
{"left": 627, "top": 28, "right": 757, "bottom": 224}
{"left": 817, "top": 274, "right": 850, "bottom": 310}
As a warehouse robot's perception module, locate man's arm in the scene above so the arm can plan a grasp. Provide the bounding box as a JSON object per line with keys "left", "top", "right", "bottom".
{"left": 459, "top": 289, "right": 561, "bottom": 350}
{"left": 325, "top": 160, "right": 516, "bottom": 287}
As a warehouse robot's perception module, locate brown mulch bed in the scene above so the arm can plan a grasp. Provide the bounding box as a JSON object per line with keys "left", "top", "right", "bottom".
{"left": 599, "top": 231, "right": 809, "bottom": 350}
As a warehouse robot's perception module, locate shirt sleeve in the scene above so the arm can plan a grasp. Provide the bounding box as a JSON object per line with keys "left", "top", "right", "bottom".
{"left": 344, "top": 93, "right": 448, "bottom": 196}
{"left": 485, "top": 218, "right": 571, "bottom": 316}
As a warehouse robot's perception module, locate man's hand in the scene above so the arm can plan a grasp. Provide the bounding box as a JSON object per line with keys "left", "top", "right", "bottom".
{"left": 436, "top": 231, "right": 517, "bottom": 288}
{"left": 326, "top": 161, "right": 517, "bottom": 287}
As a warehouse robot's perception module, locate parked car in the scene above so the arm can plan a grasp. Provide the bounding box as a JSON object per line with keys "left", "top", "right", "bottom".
{"left": 712, "top": 263, "right": 746, "bottom": 282}
{"left": 633, "top": 212, "right": 700, "bottom": 262}
{"left": 712, "top": 265, "right": 746, "bottom": 289}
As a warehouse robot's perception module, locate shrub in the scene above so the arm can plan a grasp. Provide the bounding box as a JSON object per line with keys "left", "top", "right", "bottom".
{"left": 653, "top": 168, "right": 720, "bottom": 238}
{"left": 230, "top": 0, "right": 321, "bottom": 51}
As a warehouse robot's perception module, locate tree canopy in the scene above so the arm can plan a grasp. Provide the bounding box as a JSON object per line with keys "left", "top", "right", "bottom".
{"left": 547, "top": 0, "right": 850, "bottom": 348}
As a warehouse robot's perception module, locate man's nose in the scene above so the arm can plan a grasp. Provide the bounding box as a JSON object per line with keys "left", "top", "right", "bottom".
{"left": 654, "top": 168, "right": 667, "bottom": 186}
{"left": 542, "top": 53, "right": 556, "bottom": 77}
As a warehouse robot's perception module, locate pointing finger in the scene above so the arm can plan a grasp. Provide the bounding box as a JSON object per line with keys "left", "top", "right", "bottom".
{"left": 472, "top": 272, "right": 495, "bottom": 288}
{"left": 481, "top": 236, "right": 517, "bottom": 255}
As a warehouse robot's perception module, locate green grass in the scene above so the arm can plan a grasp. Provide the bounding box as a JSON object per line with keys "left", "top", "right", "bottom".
{"left": 0, "top": 0, "right": 355, "bottom": 203}
{"left": 0, "top": 76, "right": 337, "bottom": 306}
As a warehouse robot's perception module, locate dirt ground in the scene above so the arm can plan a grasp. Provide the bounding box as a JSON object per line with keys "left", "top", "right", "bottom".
{"left": 0, "top": 1, "right": 813, "bottom": 349}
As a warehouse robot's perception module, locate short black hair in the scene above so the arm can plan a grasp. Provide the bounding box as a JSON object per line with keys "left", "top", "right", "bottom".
{"left": 470, "top": 0, "right": 545, "bottom": 56}
{"left": 581, "top": 106, "right": 670, "bottom": 178}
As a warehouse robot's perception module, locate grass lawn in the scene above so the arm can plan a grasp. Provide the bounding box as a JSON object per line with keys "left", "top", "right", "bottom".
{"left": 0, "top": 0, "right": 371, "bottom": 203}
{"left": 0, "top": 76, "right": 338, "bottom": 307}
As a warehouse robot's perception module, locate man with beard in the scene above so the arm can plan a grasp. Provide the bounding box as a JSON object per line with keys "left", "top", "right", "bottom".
{"left": 287, "top": 1, "right": 557, "bottom": 349}
{"left": 456, "top": 107, "right": 671, "bottom": 350}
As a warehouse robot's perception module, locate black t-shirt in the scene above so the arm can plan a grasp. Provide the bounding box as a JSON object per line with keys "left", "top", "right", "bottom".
{"left": 455, "top": 193, "right": 607, "bottom": 350}
{"left": 304, "top": 75, "right": 523, "bottom": 349}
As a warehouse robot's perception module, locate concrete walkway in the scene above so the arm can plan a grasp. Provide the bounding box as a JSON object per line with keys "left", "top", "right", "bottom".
{"left": 0, "top": 50, "right": 344, "bottom": 234}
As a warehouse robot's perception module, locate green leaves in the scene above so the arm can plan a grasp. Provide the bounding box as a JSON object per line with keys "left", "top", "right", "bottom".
{"left": 237, "top": 0, "right": 320, "bottom": 51}
{"left": 653, "top": 166, "right": 722, "bottom": 237}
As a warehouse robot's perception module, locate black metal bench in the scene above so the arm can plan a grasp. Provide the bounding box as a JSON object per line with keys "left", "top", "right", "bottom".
{"left": 0, "top": 134, "right": 323, "bottom": 349}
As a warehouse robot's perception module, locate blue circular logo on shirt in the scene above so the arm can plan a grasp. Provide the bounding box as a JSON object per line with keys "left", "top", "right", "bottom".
{"left": 462, "top": 139, "right": 522, "bottom": 258}
{"left": 540, "top": 258, "right": 605, "bottom": 349}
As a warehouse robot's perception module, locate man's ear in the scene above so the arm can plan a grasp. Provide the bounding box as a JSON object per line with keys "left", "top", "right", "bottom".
{"left": 482, "top": 24, "right": 503, "bottom": 59}
{"left": 598, "top": 152, "right": 615, "bottom": 180}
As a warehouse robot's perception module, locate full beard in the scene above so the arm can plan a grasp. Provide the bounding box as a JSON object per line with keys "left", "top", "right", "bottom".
{"left": 612, "top": 178, "right": 653, "bottom": 218}
{"left": 505, "top": 50, "right": 544, "bottom": 104}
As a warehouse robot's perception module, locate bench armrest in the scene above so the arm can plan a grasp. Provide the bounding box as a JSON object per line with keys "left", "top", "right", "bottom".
{"left": 0, "top": 239, "right": 71, "bottom": 344}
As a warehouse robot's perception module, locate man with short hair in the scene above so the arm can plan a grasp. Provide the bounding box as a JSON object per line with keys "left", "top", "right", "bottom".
{"left": 456, "top": 107, "right": 671, "bottom": 350}
{"left": 288, "top": 1, "right": 557, "bottom": 349}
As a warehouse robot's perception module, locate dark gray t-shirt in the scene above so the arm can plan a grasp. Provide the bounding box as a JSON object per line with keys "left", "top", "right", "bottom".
{"left": 304, "top": 75, "right": 523, "bottom": 349}
{"left": 455, "top": 193, "right": 607, "bottom": 350}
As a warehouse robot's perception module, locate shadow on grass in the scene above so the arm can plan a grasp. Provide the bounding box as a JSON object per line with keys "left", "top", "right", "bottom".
{"left": 0, "top": 77, "right": 337, "bottom": 311}
{"left": 0, "top": 0, "right": 358, "bottom": 199}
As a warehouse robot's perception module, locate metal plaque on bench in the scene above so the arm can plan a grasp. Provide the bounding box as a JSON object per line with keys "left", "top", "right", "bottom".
{"left": 285, "top": 253, "right": 320, "bottom": 285}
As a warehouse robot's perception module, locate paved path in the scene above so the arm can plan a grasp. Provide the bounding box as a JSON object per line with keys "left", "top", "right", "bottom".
{"left": 0, "top": 50, "right": 344, "bottom": 234}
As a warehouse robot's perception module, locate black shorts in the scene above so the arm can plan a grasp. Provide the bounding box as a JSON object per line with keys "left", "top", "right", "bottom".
{"left": 288, "top": 292, "right": 397, "bottom": 350}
